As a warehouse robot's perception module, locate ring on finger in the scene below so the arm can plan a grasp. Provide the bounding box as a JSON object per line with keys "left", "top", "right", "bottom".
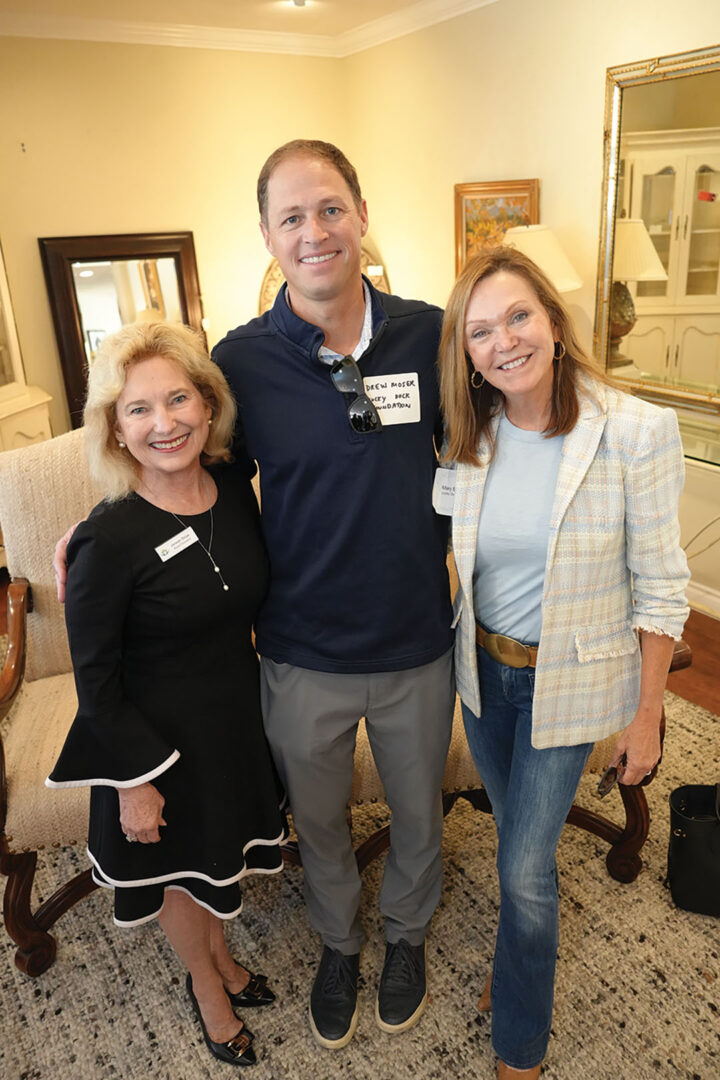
{"left": 125, "top": 834, "right": 138, "bottom": 842}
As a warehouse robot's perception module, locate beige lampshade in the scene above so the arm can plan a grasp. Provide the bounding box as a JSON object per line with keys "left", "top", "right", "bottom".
{"left": 504, "top": 224, "right": 582, "bottom": 293}
{"left": 612, "top": 218, "right": 668, "bottom": 282}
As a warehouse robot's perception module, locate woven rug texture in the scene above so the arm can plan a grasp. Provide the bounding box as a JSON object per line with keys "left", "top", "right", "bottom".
{"left": 0, "top": 691, "right": 718, "bottom": 1080}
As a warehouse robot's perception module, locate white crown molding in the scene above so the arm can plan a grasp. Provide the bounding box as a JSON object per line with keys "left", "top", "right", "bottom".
{"left": 0, "top": 1, "right": 500, "bottom": 58}
{"left": 335, "top": 0, "right": 500, "bottom": 57}
{"left": 0, "top": 14, "right": 337, "bottom": 56}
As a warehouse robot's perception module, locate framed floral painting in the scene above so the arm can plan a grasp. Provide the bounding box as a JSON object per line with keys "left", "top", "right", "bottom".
{"left": 454, "top": 179, "right": 540, "bottom": 274}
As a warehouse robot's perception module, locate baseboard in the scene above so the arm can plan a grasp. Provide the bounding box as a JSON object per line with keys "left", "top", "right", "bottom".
{"left": 687, "top": 580, "right": 720, "bottom": 619}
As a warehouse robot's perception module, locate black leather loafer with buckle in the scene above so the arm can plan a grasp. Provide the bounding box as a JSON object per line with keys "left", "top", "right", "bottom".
{"left": 225, "top": 962, "right": 276, "bottom": 1008}
{"left": 186, "top": 973, "right": 257, "bottom": 1067}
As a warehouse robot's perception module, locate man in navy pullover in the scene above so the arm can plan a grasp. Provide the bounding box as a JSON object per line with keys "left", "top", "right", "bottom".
{"left": 212, "top": 141, "right": 454, "bottom": 1049}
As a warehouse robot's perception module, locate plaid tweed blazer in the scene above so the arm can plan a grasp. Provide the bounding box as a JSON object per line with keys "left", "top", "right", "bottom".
{"left": 451, "top": 379, "right": 690, "bottom": 749}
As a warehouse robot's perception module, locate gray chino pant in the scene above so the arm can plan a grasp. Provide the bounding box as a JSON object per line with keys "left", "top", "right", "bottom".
{"left": 260, "top": 648, "right": 455, "bottom": 954}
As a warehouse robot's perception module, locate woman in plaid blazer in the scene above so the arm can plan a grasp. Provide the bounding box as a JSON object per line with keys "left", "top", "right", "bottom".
{"left": 437, "top": 246, "right": 689, "bottom": 1080}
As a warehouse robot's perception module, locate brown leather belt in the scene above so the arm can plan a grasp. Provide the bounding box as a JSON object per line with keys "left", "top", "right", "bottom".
{"left": 476, "top": 623, "right": 538, "bottom": 669}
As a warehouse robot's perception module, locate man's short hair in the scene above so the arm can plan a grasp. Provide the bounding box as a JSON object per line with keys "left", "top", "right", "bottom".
{"left": 257, "top": 140, "right": 363, "bottom": 224}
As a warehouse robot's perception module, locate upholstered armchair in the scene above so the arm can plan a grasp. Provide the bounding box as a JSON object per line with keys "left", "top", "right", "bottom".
{"left": 0, "top": 429, "right": 100, "bottom": 975}
{"left": 0, "top": 428, "right": 690, "bottom": 978}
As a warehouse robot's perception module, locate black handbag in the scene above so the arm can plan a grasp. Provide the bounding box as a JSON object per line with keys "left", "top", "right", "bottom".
{"left": 667, "top": 783, "right": 720, "bottom": 916}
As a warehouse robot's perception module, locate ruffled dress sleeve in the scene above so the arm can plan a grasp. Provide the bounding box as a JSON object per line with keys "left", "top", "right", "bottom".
{"left": 46, "top": 515, "right": 180, "bottom": 789}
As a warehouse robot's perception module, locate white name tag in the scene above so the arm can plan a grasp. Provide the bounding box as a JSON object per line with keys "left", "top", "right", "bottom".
{"left": 155, "top": 527, "right": 198, "bottom": 562}
{"left": 363, "top": 371, "right": 421, "bottom": 425}
{"left": 432, "top": 468, "right": 456, "bottom": 515}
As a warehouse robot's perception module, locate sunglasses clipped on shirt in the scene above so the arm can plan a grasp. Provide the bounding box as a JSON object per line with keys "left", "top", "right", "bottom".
{"left": 330, "top": 355, "right": 383, "bottom": 434}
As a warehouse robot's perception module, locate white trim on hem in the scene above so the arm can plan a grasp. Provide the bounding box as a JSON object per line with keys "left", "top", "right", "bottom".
{"left": 45, "top": 749, "right": 181, "bottom": 789}
{"left": 108, "top": 884, "right": 246, "bottom": 928}
{"left": 91, "top": 873, "right": 248, "bottom": 927}
{"left": 85, "top": 821, "right": 288, "bottom": 889}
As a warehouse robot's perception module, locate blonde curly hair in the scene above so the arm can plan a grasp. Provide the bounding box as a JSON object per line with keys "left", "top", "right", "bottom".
{"left": 83, "top": 321, "right": 236, "bottom": 500}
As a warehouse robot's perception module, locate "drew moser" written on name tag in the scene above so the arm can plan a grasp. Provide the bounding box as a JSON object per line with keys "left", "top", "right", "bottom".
{"left": 362, "top": 372, "right": 421, "bottom": 425}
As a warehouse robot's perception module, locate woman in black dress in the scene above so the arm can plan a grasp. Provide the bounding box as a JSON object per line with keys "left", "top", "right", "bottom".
{"left": 48, "top": 321, "right": 287, "bottom": 1067}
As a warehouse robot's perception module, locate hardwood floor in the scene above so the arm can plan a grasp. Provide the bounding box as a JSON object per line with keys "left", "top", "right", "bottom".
{"left": 0, "top": 569, "right": 717, "bottom": 713}
{"left": 666, "top": 607, "right": 720, "bottom": 715}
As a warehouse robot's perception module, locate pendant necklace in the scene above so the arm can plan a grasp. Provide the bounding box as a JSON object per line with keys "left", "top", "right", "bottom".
{"left": 169, "top": 506, "right": 230, "bottom": 592}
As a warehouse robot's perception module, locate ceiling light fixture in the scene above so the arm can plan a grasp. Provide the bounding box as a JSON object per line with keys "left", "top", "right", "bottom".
{"left": 292, "top": 0, "right": 306, "bottom": 7}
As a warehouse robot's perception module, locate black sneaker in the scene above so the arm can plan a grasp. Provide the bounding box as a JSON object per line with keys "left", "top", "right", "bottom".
{"left": 308, "top": 946, "right": 360, "bottom": 1049}
{"left": 376, "top": 938, "right": 427, "bottom": 1033}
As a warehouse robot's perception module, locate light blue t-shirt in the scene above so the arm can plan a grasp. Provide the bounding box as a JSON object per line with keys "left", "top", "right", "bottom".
{"left": 473, "top": 414, "right": 565, "bottom": 643}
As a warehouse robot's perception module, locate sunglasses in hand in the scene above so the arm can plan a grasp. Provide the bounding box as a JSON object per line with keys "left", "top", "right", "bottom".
{"left": 596, "top": 753, "right": 627, "bottom": 798}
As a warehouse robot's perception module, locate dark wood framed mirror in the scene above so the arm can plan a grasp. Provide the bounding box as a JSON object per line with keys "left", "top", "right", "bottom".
{"left": 39, "top": 232, "right": 205, "bottom": 427}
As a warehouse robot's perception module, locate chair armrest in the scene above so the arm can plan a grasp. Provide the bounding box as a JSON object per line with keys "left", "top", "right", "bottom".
{"left": 0, "top": 578, "right": 30, "bottom": 723}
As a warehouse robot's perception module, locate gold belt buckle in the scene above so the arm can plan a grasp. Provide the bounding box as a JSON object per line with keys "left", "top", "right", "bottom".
{"left": 484, "top": 633, "right": 531, "bottom": 669}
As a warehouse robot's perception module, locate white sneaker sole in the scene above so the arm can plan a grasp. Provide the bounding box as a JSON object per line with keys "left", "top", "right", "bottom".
{"left": 376, "top": 939, "right": 428, "bottom": 1034}
{"left": 308, "top": 1001, "right": 359, "bottom": 1049}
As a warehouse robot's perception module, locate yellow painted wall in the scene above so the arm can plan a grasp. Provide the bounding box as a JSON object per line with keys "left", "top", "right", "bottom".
{"left": 0, "top": 38, "right": 345, "bottom": 431}
{"left": 1, "top": 1, "right": 719, "bottom": 603}
{"left": 344, "top": 0, "right": 720, "bottom": 338}
{"left": 341, "top": 0, "right": 720, "bottom": 606}
{"left": 1, "top": 0, "right": 720, "bottom": 433}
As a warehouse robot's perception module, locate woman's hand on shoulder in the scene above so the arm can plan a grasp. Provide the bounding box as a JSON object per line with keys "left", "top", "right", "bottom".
{"left": 117, "top": 782, "right": 167, "bottom": 843}
{"left": 608, "top": 705, "right": 662, "bottom": 786}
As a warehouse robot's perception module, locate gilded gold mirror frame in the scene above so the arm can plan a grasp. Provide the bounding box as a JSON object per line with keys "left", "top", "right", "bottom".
{"left": 594, "top": 43, "right": 720, "bottom": 416}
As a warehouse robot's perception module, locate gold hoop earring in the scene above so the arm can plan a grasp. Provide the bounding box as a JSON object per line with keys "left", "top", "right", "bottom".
{"left": 553, "top": 340, "right": 566, "bottom": 361}
{"left": 470, "top": 370, "right": 485, "bottom": 390}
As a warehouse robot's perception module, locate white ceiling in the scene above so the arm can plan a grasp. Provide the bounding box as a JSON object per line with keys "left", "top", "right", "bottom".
{"left": 0, "top": 0, "right": 500, "bottom": 57}
{"left": 0, "top": 0, "right": 426, "bottom": 35}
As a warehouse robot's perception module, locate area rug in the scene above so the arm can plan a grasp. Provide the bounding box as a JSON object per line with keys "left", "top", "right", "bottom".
{"left": 1, "top": 691, "right": 718, "bottom": 1080}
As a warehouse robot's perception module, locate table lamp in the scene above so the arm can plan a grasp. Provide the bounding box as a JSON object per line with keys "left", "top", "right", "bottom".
{"left": 608, "top": 218, "right": 668, "bottom": 367}
{"left": 504, "top": 224, "right": 583, "bottom": 293}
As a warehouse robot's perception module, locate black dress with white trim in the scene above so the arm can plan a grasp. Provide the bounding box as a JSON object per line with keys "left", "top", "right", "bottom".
{"left": 47, "top": 467, "right": 287, "bottom": 926}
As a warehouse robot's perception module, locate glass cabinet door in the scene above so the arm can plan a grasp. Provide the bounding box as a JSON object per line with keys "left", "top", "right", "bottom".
{"left": 685, "top": 162, "right": 720, "bottom": 300}
{"left": 637, "top": 166, "right": 676, "bottom": 299}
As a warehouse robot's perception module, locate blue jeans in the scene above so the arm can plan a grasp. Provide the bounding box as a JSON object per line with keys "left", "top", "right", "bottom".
{"left": 462, "top": 645, "right": 592, "bottom": 1069}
